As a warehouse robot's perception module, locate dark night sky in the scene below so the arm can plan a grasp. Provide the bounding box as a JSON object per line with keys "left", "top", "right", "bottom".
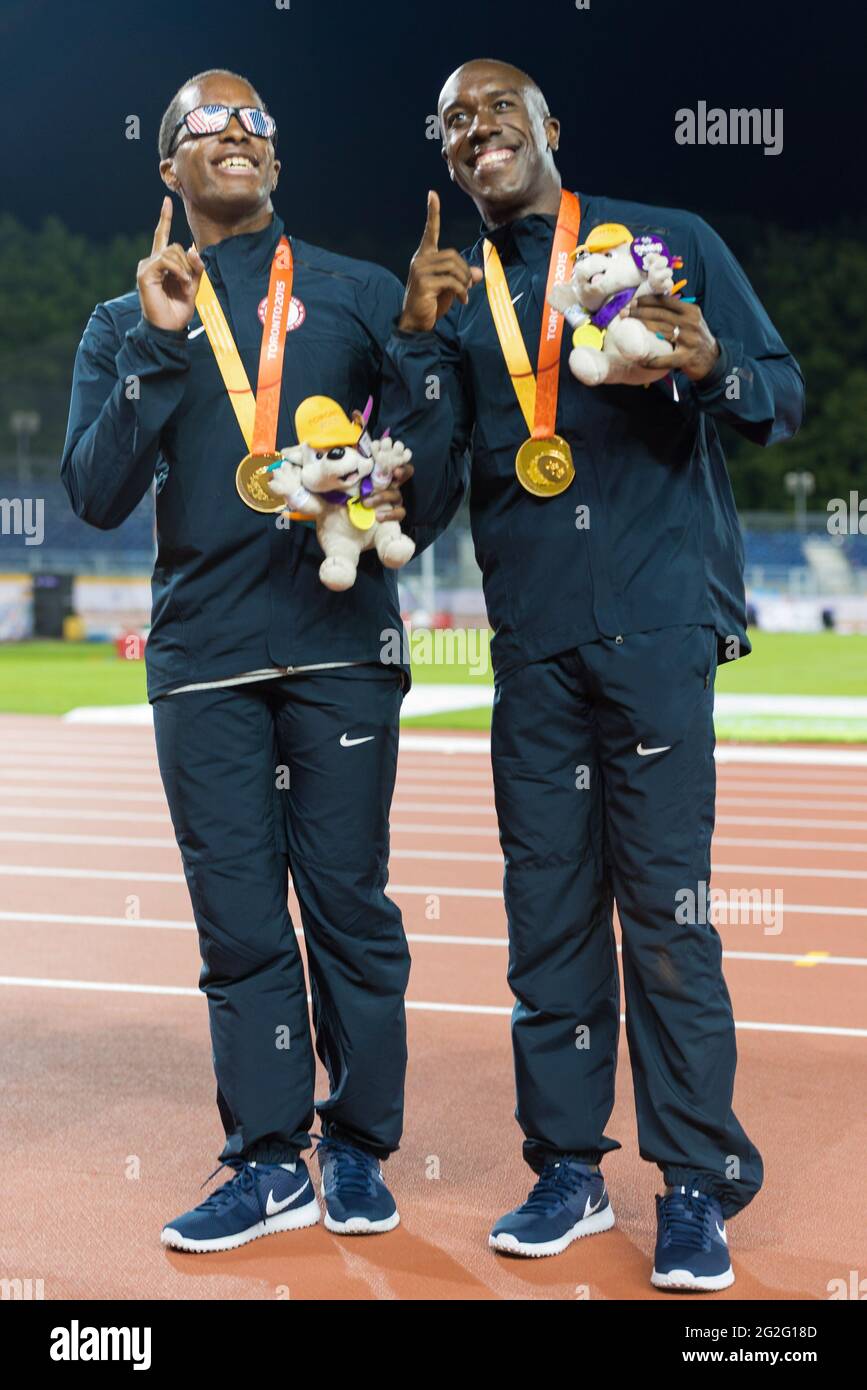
{"left": 3, "top": 0, "right": 858, "bottom": 275}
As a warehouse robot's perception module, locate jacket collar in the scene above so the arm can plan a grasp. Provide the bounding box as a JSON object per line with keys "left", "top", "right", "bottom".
{"left": 478, "top": 192, "right": 588, "bottom": 264}
{"left": 199, "top": 212, "right": 286, "bottom": 281}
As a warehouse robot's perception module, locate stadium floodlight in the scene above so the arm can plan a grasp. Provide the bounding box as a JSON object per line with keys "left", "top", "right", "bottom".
{"left": 784, "top": 469, "right": 815, "bottom": 533}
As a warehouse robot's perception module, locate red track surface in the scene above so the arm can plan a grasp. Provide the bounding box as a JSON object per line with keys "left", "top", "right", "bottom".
{"left": 0, "top": 714, "right": 865, "bottom": 1300}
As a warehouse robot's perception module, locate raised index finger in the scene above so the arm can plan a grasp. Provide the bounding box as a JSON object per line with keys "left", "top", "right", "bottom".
{"left": 151, "top": 196, "right": 173, "bottom": 255}
{"left": 418, "top": 190, "right": 440, "bottom": 252}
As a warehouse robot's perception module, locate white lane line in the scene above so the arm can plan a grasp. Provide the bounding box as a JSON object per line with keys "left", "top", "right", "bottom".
{"left": 0, "top": 912, "right": 193, "bottom": 930}
{"left": 4, "top": 911, "right": 867, "bottom": 967}
{"left": 717, "top": 746, "right": 867, "bottom": 769}
{"left": 3, "top": 808, "right": 865, "bottom": 842}
{"left": 717, "top": 815, "right": 867, "bottom": 831}
{"left": 711, "top": 863, "right": 867, "bottom": 880}
{"left": 0, "top": 972, "right": 864, "bottom": 1037}
{"left": 4, "top": 758, "right": 865, "bottom": 803}
{"left": 0, "top": 785, "right": 166, "bottom": 804}
{"left": 403, "top": 740, "right": 867, "bottom": 769}
{"left": 730, "top": 1020, "right": 867, "bottom": 1037}
{"left": 717, "top": 796, "right": 867, "bottom": 813}
{"left": 0, "top": 863, "right": 865, "bottom": 915}
{"left": 715, "top": 781, "right": 867, "bottom": 799}
{"left": 393, "top": 784, "right": 494, "bottom": 799}
{"left": 392, "top": 848, "right": 500, "bottom": 863}
{"left": 0, "top": 831, "right": 502, "bottom": 862}
{"left": 0, "top": 975, "right": 199, "bottom": 997}
{"left": 415, "top": 780, "right": 867, "bottom": 804}
{"left": 9, "top": 723, "right": 867, "bottom": 768}
{"left": 0, "top": 742, "right": 157, "bottom": 758}
{"left": 6, "top": 752, "right": 866, "bottom": 802}
{"left": 1, "top": 827, "right": 862, "bottom": 861}
{"left": 398, "top": 773, "right": 492, "bottom": 784}
{"left": 7, "top": 740, "right": 866, "bottom": 784}
{"left": 719, "top": 948, "right": 867, "bottom": 966}
{"left": 0, "top": 769, "right": 161, "bottom": 786}
{"left": 407, "top": 738, "right": 867, "bottom": 769}
{"left": 0, "top": 805, "right": 171, "bottom": 825}
{"left": 0, "top": 864, "right": 186, "bottom": 883}
{"left": 0, "top": 831, "right": 177, "bottom": 849}
{"left": 0, "top": 754, "right": 160, "bottom": 771}
{"left": 1, "top": 781, "right": 862, "bottom": 815}
{"left": 398, "top": 735, "right": 492, "bottom": 755}
{"left": 7, "top": 734, "right": 864, "bottom": 773}
{"left": 714, "top": 837, "right": 867, "bottom": 854}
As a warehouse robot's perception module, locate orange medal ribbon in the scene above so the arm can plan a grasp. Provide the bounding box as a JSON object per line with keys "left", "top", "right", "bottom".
{"left": 196, "top": 235, "right": 308, "bottom": 515}
{"left": 250, "top": 235, "right": 292, "bottom": 458}
{"left": 483, "top": 190, "right": 582, "bottom": 497}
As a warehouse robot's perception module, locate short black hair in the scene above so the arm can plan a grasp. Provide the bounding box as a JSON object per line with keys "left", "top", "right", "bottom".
{"left": 158, "top": 69, "right": 268, "bottom": 160}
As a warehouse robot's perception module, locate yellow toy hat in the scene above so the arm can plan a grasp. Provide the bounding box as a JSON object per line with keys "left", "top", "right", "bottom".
{"left": 295, "top": 396, "right": 362, "bottom": 449}
{"left": 570, "top": 222, "right": 634, "bottom": 260}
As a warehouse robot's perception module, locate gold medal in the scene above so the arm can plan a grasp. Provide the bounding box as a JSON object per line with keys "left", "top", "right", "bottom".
{"left": 515, "top": 436, "right": 575, "bottom": 498}
{"left": 347, "top": 496, "right": 376, "bottom": 531}
{"left": 482, "top": 191, "right": 582, "bottom": 503}
{"left": 196, "top": 236, "right": 295, "bottom": 514}
{"left": 235, "top": 453, "right": 286, "bottom": 514}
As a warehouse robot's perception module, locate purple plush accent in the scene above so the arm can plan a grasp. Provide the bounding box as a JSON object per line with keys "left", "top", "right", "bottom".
{"left": 591, "top": 287, "right": 637, "bottom": 331}
{"left": 630, "top": 235, "right": 672, "bottom": 271}
{"left": 320, "top": 474, "right": 374, "bottom": 508}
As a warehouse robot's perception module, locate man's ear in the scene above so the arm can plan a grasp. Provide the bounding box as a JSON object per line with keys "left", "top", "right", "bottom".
{"left": 545, "top": 116, "right": 561, "bottom": 153}
{"left": 159, "top": 159, "right": 180, "bottom": 194}
{"left": 440, "top": 142, "right": 456, "bottom": 182}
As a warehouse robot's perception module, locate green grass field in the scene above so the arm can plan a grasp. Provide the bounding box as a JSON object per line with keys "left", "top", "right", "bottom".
{"left": 0, "top": 632, "right": 865, "bottom": 739}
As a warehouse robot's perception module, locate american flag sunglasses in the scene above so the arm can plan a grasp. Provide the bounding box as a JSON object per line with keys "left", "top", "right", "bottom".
{"left": 169, "top": 104, "right": 277, "bottom": 153}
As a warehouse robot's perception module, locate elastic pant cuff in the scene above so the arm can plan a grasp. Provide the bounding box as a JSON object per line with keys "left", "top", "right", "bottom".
{"left": 319, "top": 1119, "right": 395, "bottom": 1162}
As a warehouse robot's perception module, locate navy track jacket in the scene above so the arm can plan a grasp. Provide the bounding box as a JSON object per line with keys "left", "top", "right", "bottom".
{"left": 61, "top": 214, "right": 447, "bottom": 699}
{"left": 403, "top": 192, "right": 805, "bottom": 678}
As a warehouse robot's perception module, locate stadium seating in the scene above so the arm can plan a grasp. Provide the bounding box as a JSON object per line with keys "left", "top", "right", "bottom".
{"left": 0, "top": 478, "right": 155, "bottom": 571}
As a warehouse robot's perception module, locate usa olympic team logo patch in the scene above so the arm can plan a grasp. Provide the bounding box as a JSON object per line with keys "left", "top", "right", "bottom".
{"left": 258, "top": 295, "right": 306, "bottom": 331}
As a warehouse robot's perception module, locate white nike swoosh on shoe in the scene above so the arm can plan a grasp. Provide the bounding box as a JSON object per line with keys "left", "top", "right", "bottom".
{"left": 187, "top": 324, "right": 206, "bottom": 338}
{"left": 266, "top": 1178, "right": 309, "bottom": 1216}
{"left": 511, "top": 292, "right": 524, "bottom": 306}
{"left": 340, "top": 734, "right": 375, "bottom": 747}
{"left": 716, "top": 1221, "right": 728, "bottom": 1244}
{"left": 583, "top": 1193, "right": 604, "bottom": 1219}
{"left": 636, "top": 743, "right": 672, "bottom": 757}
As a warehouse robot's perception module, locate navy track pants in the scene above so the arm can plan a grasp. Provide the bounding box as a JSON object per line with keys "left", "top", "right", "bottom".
{"left": 491, "top": 626, "right": 763, "bottom": 1217}
{"left": 153, "top": 664, "right": 409, "bottom": 1165}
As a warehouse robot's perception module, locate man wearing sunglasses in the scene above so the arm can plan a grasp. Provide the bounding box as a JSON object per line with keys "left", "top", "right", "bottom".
{"left": 61, "top": 69, "right": 451, "bottom": 1252}
{"left": 396, "top": 59, "right": 804, "bottom": 1290}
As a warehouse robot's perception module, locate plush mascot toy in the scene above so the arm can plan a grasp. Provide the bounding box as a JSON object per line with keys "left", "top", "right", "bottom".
{"left": 267, "top": 395, "right": 416, "bottom": 591}
{"left": 547, "top": 223, "right": 687, "bottom": 386}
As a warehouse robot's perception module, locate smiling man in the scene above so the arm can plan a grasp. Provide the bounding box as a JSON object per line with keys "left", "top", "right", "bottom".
{"left": 61, "top": 69, "right": 449, "bottom": 1252}
{"left": 397, "top": 58, "right": 804, "bottom": 1289}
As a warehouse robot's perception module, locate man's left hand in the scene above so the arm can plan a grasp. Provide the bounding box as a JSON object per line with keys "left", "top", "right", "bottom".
{"left": 625, "top": 295, "right": 720, "bottom": 381}
{"left": 363, "top": 461, "right": 415, "bottom": 522}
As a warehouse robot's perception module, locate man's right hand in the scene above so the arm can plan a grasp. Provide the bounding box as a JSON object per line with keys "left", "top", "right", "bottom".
{"left": 136, "top": 196, "right": 205, "bottom": 332}
{"left": 398, "top": 191, "right": 482, "bottom": 333}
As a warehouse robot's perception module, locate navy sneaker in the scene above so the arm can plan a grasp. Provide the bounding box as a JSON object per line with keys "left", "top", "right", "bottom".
{"left": 651, "top": 1187, "right": 734, "bottom": 1291}
{"left": 316, "top": 1138, "right": 399, "bottom": 1235}
{"left": 489, "top": 1159, "right": 615, "bottom": 1257}
{"left": 161, "top": 1159, "right": 319, "bottom": 1253}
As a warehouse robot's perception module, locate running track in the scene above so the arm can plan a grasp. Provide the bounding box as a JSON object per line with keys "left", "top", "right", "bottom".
{"left": 0, "top": 714, "right": 864, "bottom": 1301}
